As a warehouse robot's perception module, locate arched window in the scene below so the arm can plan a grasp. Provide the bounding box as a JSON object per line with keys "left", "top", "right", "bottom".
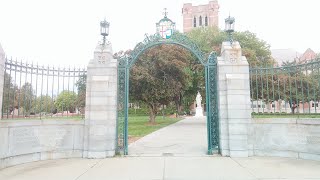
{"left": 199, "top": 16, "right": 202, "bottom": 26}
{"left": 205, "top": 16, "right": 208, "bottom": 26}
{"left": 193, "top": 17, "right": 196, "bottom": 27}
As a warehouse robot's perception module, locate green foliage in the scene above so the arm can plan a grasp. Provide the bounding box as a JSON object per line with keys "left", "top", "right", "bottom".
{"left": 15, "top": 82, "right": 35, "bottom": 113}
{"left": 128, "top": 107, "right": 149, "bottom": 116}
{"left": 234, "top": 31, "right": 272, "bottom": 67}
{"left": 75, "top": 74, "right": 86, "bottom": 113}
{"left": 186, "top": 26, "right": 273, "bottom": 67}
{"left": 130, "top": 44, "right": 191, "bottom": 123}
{"left": 32, "top": 95, "right": 55, "bottom": 114}
{"left": 75, "top": 74, "right": 86, "bottom": 93}
{"left": 55, "top": 90, "right": 77, "bottom": 112}
{"left": 2, "top": 72, "right": 17, "bottom": 114}
{"left": 186, "top": 27, "right": 226, "bottom": 54}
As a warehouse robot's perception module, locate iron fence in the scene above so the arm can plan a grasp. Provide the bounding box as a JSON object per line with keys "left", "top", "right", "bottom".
{"left": 249, "top": 58, "right": 320, "bottom": 116}
{"left": 2, "top": 58, "right": 87, "bottom": 120}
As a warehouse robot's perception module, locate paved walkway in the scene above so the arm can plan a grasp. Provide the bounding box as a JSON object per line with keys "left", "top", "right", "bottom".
{"left": 1, "top": 117, "right": 320, "bottom": 180}
{"left": 129, "top": 116, "right": 207, "bottom": 156}
{"left": 1, "top": 156, "right": 320, "bottom": 180}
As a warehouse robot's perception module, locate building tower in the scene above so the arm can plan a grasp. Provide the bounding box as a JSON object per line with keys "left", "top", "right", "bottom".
{"left": 182, "top": 0, "right": 219, "bottom": 33}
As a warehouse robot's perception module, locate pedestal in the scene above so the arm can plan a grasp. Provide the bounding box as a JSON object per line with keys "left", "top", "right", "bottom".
{"left": 195, "top": 107, "right": 203, "bottom": 117}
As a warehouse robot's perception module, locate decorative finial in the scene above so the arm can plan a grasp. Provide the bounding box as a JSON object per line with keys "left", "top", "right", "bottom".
{"left": 163, "top": 8, "right": 168, "bottom": 18}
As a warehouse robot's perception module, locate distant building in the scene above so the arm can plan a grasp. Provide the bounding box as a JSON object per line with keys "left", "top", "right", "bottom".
{"left": 272, "top": 48, "right": 318, "bottom": 66}
{"left": 299, "top": 48, "right": 317, "bottom": 63}
{"left": 271, "top": 49, "right": 300, "bottom": 66}
{"left": 182, "top": 0, "right": 219, "bottom": 33}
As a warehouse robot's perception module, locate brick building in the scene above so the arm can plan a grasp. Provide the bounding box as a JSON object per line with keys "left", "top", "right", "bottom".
{"left": 182, "top": 0, "right": 219, "bottom": 33}
{"left": 299, "top": 48, "right": 317, "bottom": 63}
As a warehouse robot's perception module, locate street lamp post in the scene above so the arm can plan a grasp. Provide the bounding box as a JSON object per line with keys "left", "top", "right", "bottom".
{"left": 100, "top": 19, "right": 110, "bottom": 45}
{"left": 225, "top": 16, "right": 235, "bottom": 44}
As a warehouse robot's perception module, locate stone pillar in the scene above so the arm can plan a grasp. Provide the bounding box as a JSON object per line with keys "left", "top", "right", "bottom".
{"left": 217, "top": 41, "right": 252, "bottom": 157}
{"left": 0, "top": 44, "right": 5, "bottom": 119}
{"left": 83, "top": 42, "right": 117, "bottom": 158}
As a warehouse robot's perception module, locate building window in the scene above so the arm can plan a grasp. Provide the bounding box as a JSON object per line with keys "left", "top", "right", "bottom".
{"left": 199, "top": 16, "right": 202, "bottom": 26}
{"left": 193, "top": 17, "right": 196, "bottom": 27}
{"left": 205, "top": 16, "right": 208, "bottom": 26}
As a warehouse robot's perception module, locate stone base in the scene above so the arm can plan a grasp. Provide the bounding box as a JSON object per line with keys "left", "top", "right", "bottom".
{"left": 195, "top": 107, "right": 203, "bottom": 117}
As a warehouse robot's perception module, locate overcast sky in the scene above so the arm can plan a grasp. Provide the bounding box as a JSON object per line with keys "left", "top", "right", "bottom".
{"left": 0, "top": 0, "right": 319, "bottom": 66}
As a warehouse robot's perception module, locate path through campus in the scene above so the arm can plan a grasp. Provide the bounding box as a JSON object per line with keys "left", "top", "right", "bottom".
{"left": 129, "top": 116, "right": 207, "bottom": 156}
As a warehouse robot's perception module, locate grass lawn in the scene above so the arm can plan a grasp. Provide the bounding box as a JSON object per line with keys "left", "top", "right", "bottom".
{"left": 128, "top": 115, "right": 182, "bottom": 141}
{"left": 252, "top": 113, "right": 320, "bottom": 118}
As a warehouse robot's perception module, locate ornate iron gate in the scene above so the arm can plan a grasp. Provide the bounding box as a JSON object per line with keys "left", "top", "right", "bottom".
{"left": 117, "top": 32, "right": 219, "bottom": 155}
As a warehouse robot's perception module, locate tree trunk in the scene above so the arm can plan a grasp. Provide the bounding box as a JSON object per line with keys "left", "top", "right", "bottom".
{"left": 175, "top": 100, "right": 180, "bottom": 118}
{"left": 290, "top": 102, "right": 297, "bottom": 114}
{"left": 174, "top": 93, "right": 183, "bottom": 117}
{"left": 148, "top": 103, "right": 157, "bottom": 124}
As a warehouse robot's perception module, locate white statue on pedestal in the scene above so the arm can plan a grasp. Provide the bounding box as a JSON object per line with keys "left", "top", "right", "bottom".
{"left": 195, "top": 91, "right": 204, "bottom": 117}
{"left": 196, "top": 92, "right": 202, "bottom": 108}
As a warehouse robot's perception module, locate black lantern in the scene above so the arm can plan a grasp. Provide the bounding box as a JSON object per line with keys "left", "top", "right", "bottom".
{"left": 100, "top": 19, "right": 110, "bottom": 45}
{"left": 225, "top": 16, "right": 235, "bottom": 43}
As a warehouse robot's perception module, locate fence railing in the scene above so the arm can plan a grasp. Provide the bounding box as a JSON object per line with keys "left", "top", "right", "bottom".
{"left": 249, "top": 58, "right": 320, "bottom": 116}
{"left": 2, "top": 58, "right": 87, "bottom": 120}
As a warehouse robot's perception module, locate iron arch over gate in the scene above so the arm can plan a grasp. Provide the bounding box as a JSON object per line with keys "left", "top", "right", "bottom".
{"left": 117, "top": 32, "right": 219, "bottom": 155}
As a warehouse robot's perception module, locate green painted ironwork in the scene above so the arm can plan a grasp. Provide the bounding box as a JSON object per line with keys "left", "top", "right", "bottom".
{"left": 249, "top": 58, "right": 320, "bottom": 116}
{"left": 205, "top": 52, "right": 219, "bottom": 154}
{"left": 117, "top": 31, "right": 219, "bottom": 155}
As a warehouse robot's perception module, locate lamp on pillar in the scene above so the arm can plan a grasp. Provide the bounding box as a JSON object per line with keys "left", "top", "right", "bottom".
{"left": 100, "top": 19, "right": 110, "bottom": 45}
{"left": 225, "top": 16, "right": 235, "bottom": 44}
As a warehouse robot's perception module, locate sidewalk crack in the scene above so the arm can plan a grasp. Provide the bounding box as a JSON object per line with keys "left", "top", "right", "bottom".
{"left": 74, "top": 159, "right": 102, "bottom": 180}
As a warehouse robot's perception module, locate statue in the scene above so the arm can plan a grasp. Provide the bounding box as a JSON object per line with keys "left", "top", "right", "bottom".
{"left": 196, "top": 92, "right": 202, "bottom": 107}
{"left": 195, "top": 91, "right": 203, "bottom": 117}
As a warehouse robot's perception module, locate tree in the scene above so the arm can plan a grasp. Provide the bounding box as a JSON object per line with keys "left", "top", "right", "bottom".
{"left": 33, "top": 95, "right": 55, "bottom": 114}
{"left": 75, "top": 74, "right": 86, "bottom": 114}
{"left": 130, "top": 44, "right": 191, "bottom": 123}
{"left": 2, "top": 72, "right": 17, "bottom": 115}
{"left": 233, "top": 31, "right": 273, "bottom": 67}
{"left": 15, "top": 82, "right": 35, "bottom": 114}
{"left": 55, "top": 90, "right": 77, "bottom": 113}
{"left": 186, "top": 26, "right": 273, "bottom": 67}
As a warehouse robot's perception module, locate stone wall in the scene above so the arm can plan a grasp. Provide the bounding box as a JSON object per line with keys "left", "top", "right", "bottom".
{"left": 0, "top": 120, "right": 84, "bottom": 169}
{"left": 250, "top": 118, "right": 320, "bottom": 161}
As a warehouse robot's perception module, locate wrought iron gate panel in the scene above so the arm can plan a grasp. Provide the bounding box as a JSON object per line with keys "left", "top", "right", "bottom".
{"left": 117, "top": 57, "right": 129, "bottom": 154}
{"left": 205, "top": 52, "right": 219, "bottom": 154}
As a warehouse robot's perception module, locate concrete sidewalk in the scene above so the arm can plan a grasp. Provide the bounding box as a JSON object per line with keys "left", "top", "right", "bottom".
{"left": 1, "top": 156, "right": 320, "bottom": 180}
{"left": 129, "top": 116, "right": 207, "bottom": 156}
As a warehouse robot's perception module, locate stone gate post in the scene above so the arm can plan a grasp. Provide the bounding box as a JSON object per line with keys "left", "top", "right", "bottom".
{"left": 83, "top": 42, "right": 117, "bottom": 158}
{"left": 217, "top": 41, "right": 252, "bottom": 157}
{"left": 0, "top": 44, "right": 5, "bottom": 119}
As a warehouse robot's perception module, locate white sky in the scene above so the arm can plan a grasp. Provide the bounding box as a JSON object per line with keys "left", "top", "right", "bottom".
{"left": 0, "top": 0, "right": 319, "bottom": 66}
